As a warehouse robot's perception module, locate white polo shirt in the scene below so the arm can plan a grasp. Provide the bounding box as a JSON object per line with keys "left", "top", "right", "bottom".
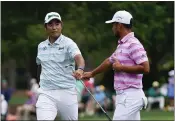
{"left": 36, "top": 34, "right": 81, "bottom": 90}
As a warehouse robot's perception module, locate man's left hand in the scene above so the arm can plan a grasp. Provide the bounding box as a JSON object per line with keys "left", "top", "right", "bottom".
{"left": 112, "top": 60, "right": 123, "bottom": 72}
{"left": 72, "top": 69, "right": 84, "bottom": 80}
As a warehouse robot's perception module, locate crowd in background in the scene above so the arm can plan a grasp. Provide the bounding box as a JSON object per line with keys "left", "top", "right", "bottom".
{"left": 146, "top": 70, "right": 174, "bottom": 112}
{"left": 76, "top": 78, "right": 112, "bottom": 117}
{"left": 1, "top": 78, "right": 39, "bottom": 121}
{"left": 1, "top": 70, "right": 174, "bottom": 120}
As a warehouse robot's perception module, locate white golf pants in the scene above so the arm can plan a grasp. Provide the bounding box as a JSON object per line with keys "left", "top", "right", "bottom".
{"left": 36, "top": 88, "right": 78, "bottom": 120}
{"left": 113, "top": 88, "right": 147, "bottom": 120}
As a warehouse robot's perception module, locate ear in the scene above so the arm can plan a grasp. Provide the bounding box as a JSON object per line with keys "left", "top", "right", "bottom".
{"left": 61, "top": 21, "right": 63, "bottom": 27}
{"left": 114, "top": 23, "right": 119, "bottom": 28}
{"left": 118, "top": 23, "right": 122, "bottom": 28}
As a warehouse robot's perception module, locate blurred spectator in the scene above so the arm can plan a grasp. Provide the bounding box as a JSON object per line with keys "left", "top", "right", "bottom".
{"left": 103, "top": 89, "right": 114, "bottom": 111}
{"left": 94, "top": 85, "right": 108, "bottom": 115}
{"left": 1, "top": 94, "right": 8, "bottom": 121}
{"left": 16, "top": 91, "right": 38, "bottom": 120}
{"left": 112, "top": 93, "right": 116, "bottom": 109}
{"left": 147, "top": 81, "right": 165, "bottom": 111}
{"left": 160, "top": 83, "right": 168, "bottom": 97}
{"left": 6, "top": 114, "right": 17, "bottom": 121}
{"left": 29, "top": 78, "right": 39, "bottom": 94}
{"left": 76, "top": 80, "right": 85, "bottom": 116}
{"left": 16, "top": 78, "right": 39, "bottom": 120}
{"left": 1, "top": 79, "right": 14, "bottom": 102}
{"left": 167, "top": 70, "right": 174, "bottom": 111}
{"left": 80, "top": 78, "right": 95, "bottom": 116}
{"left": 76, "top": 80, "right": 84, "bottom": 102}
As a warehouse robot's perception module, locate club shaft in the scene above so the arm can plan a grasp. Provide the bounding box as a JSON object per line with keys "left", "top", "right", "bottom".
{"left": 80, "top": 80, "right": 112, "bottom": 121}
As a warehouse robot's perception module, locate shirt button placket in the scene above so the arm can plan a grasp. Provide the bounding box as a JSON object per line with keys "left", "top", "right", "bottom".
{"left": 49, "top": 44, "right": 53, "bottom": 60}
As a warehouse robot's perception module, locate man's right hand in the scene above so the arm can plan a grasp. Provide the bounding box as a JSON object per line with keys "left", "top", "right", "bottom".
{"left": 81, "top": 72, "right": 93, "bottom": 80}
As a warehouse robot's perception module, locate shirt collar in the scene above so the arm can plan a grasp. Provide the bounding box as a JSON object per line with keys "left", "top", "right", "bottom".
{"left": 118, "top": 32, "right": 134, "bottom": 44}
{"left": 46, "top": 34, "right": 63, "bottom": 45}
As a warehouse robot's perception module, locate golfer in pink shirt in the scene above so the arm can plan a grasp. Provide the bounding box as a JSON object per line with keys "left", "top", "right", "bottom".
{"left": 82, "top": 10, "right": 150, "bottom": 120}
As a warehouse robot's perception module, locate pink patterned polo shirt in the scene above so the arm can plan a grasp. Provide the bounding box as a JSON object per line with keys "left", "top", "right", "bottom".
{"left": 109, "top": 32, "right": 148, "bottom": 91}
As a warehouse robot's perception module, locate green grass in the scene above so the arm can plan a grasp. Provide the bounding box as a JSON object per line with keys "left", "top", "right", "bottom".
{"left": 9, "top": 95, "right": 28, "bottom": 105}
{"left": 79, "top": 110, "right": 174, "bottom": 120}
{"left": 141, "top": 110, "right": 173, "bottom": 120}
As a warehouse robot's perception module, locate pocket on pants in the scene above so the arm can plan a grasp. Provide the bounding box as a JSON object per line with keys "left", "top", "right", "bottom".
{"left": 142, "top": 96, "right": 148, "bottom": 109}
{"left": 35, "top": 93, "right": 56, "bottom": 110}
{"left": 35, "top": 94, "right": 47, "bottom": 108}
{"left": 124, "top": 96, "right": 143, "bottom": 109}
{"left": 115, "top": 93, "right": 127, "bottom": 106}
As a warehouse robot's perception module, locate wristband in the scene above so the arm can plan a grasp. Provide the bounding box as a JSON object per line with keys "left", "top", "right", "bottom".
{"left": 78, "top": 67, "right": 84, "bottom": 71}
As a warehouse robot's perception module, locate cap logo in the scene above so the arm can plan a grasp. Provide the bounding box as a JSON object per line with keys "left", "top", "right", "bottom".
{"left": 48, "top": 14, "right": 60, "bottom": 19}
{"left": 115, "top": 17, "right": 123, "bottom": 20}
{"left": 116, "top": 17, "right": 122, "bottom": 19}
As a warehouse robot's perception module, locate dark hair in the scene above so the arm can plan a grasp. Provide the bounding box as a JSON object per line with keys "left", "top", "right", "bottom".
{"left": 123, "top": 18, "right": 133, "bottom": 29}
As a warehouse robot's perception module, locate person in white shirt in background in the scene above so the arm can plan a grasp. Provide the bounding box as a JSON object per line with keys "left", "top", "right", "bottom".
{"left": 1, "top": 94, "right": 8, "bottom": 121}
{"left": 29, "top": 78, "right": 39, "bottom": 97}
{"left": 147, "top": 81, "right": 165, "bottom": 111}
{"left": 30, "top": 78, "right": 39, "bottom": 93}
{"left": 167, "top": 70, "right": 174, "bottom": 111}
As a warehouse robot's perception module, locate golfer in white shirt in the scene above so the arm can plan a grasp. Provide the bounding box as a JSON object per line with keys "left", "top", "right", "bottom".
{"left": 36, "top": 12, "right": 85, "bottom": 120}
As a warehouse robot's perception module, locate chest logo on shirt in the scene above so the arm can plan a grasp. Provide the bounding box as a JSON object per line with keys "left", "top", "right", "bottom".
{"left": 65, "top": 64, "right": 73, "bottom": 68}
{"left": 58, "top": 47, "right": 64, "bottom": 50}
{"left": 141, "top": 54, "right": 146, "bottom": 58}
{"left": 42, "top": 46, "right": 47, "bottom": 50}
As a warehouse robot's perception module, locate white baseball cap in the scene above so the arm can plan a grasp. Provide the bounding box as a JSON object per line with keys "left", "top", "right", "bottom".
{"left": 168, "top": 70, "right": 174, "bottom": 76}
{"left": 105, "top": 10, "right": 133, "bottom": 24}
{"left": 44, "top": 12, "right": 62, "bottom": 24}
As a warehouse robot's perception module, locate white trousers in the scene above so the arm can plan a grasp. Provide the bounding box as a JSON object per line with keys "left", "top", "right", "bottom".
{"left": 113, "top": 88, "right": 147, "bottom": 120}
{"left": 36, "top": 88, "right": 78, "bottom": 120}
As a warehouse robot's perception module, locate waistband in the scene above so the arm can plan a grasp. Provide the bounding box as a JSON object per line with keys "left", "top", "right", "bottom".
{"left": 38, "top": 87, "right": 76, "bottom": 92}
{"left": 115, "top": 88, "right": 142, "bottom": 95}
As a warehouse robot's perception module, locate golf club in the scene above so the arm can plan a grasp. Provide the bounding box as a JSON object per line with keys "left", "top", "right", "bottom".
{"left": 80, "top": 80, "right": 112, "bottom": 121}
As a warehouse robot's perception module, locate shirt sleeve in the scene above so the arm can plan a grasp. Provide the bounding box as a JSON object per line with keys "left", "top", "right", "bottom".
{"left": 36, "top": 45, "right": 41, "bottom": 65}
{"left": 67, "top": 41, "right": 81, "bottom": 59}
{"left": 109, "top": 50, "right": 117, "bottom": 64}
{"left": 129, "top": 42, "right": 148, "bottom": 64}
